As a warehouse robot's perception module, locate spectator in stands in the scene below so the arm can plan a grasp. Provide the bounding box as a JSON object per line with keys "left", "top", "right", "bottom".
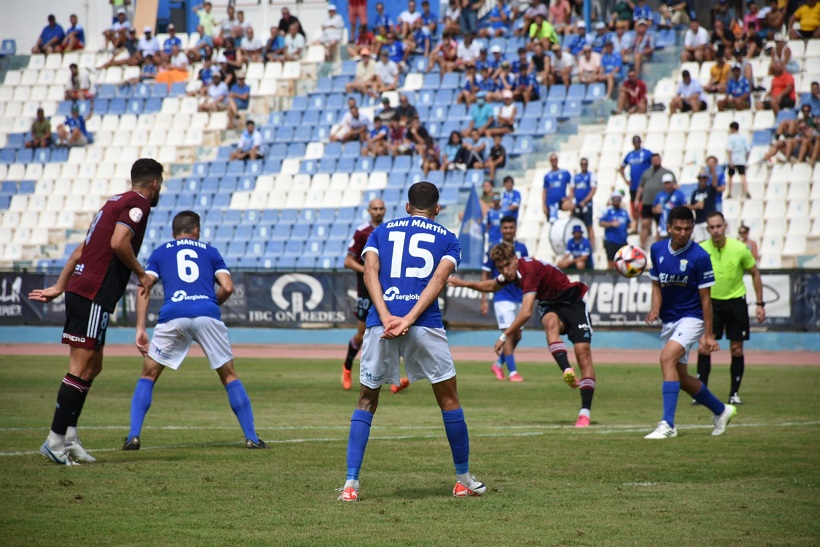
{"left": 717, "top": 63, "right": 752, "bottom": 111}
{"left": 599, "top": 192, "right": 631, "bottom": 270}
{"left": 681, "top": 19, "right": 711, "bottom": 63}
{"left": 609, "top": 1, "right": 634, "bottom": 31}
{"left": 277, "top": 7, "right": 305, "bottom": 39}
{"left": 233, "top": 10, "right": 251, "bottom": 40}
{"left": 463, "top": 128, "right": 486, "bottom": 168}
{"left": 383, "top": 31, "right": 410, "bottom": 72}
{"left": 332, "top": 105, "right": 372, "bottom": 143}
{"left": 480, "top": 0, "right": 514, "bottom": 37}
{"left": 710, "top": 20, "right": 736, "bottom": 54}
{"left": 442, "top": 0, "right": 461, "bottom": 35}
{"left": 485, "top": 193, "right": 505, "bottom": 245}
{"left": 460, "top": 0, "right": 483, "bottom": 36}
{"left": 420, "top": 0, "right": 438, "bottom": 34}
{"left": 591, "top": 21, "right": 613, "bottom": 53}
{"left": 659, "top": 0, "right": 692, "bottom": 27}
{"left": 521, "top": 0, "right": 548, "bottom": 36}
{"left": 197, "top": 72, "right": 229, "bottom": 112}
{"left": 549, "top": 45, "right": 576, "bottom": 91}
{"left": 406, "top": 116, "right": 431, "bottom": 156}
{"left": 363, "top": 116, "right": 389, "bottom": 157}
{"left": 731, "top": 46, "right": 755, "bottom": 84}
{"left": 543, "top": 153, "right": 573, "bottom": 222}
{"left": 738, "top": 224, "right": 760, "bottom": 261}
{"left": 263, "top": 27, "right": 285, "bottom": 62}
{"left": 635, "top": 153, "right": 674, "bottom": 248}
{"left": 463, "top": 91, "right": 495, "bottom": 137}
{"left": 240, "top": 27, "right": 264, "bottom": 62}
{"left": 421, "top": 137, "right": 442, "bottom": 175}
{"left": 652, "top": 175, "right": 687, "bottom": 239}
{"left": 688, "top": 171, "right": 718, "bottom": 242}
{"left": 498, "top": 176, "right": 519, "bottom": 218}
{"left": 795, "top": 123, "right": 819, "bottom": 164}
{"left": 406, "top": 18, "right": 433, "bottom": 57}
{"left": 571, "top": 157, "right": 598, "bottom": 248}
{"left": 599, "top": 41, "right": 622, "bottom": 98}
{"left": 25, "top": 108, "right": 52, "bottom": 150}
{"left": 530, "top": 42, "right": 551, "bottom": 84}
{"left": 347, "top": 24, "right": 375, "bottom": 58}
{"left": 620, "top": 20, "right": 652, "bottom": 75}
{"left": 396, "top": 95, "right": 419, "bottom": 122}
{"left": 103, "top": 9, "right": 131, "bottom": 51}
{"left": 193, "top": 2, "right": 217, "bottom": 40}
{"left": 740, "top": 2, "right": 765, "bottom": 57}
{"left": 155, "top": 43, "right": 189, "bottom": 85}
{"left": 375, "top": 96, "right": 394, "bottom": 120}
{"left": 159, "top": 24, "right": 182, "bottom": 64}
{"left": 713, "top": 0, "right": 737, "bottom": 31}
{"left": 487, "top": 90, "right": 516, "bottom": 139}
{"left": 613, "top": 69, "right": 648, "bottom": 114}
{"left": 485, "top": 134, "right": 508, "bottom": 179}
{"left": 763, "top": 0, "right": 786, "bottom": 35}
{"left": 442, "top": 130, "right": 468, "bottom": 171}
{"left": 128, "top": 53, "right": 158, "bottom": 85}
{"left": 387, "top": 116, "right": 413, "bottom": 156}
{"left": 188, "top": 26, "right": 215, "bottom": 62}
{"left": 374, "top": 50, "right": 400, "bottom": 94}
{"left": 56, "top": 102, "right": 92, "bottom": 148}
{"left": 577, "top": 44, "right": 603, "bottom": 86}
{"left": 789, "top": 0, "right": 820, "bottom": 39}
{"left": 187, "top": 57, "right": 215, "bottom": 95}
{"left": 527, "top": 13, "right": 560, "bottom": 50}
{"left": 769, "top": 33, "right": 799, "bottom": 74}
{"left": 511, "top": 47, "right": 530, "bottom": 75}
{"left": 64, "top": 64, "right": 94, "bottom": 101}
{"left": 226, "top": 72, "right": 251, "bottom": 130}
{"left": 704, "top": 155, "right": 727, "bottom": 204}
{"left": 557, "top": 226, "right": 592, "bottom": 270}
{"left": 104, "top": 26, "right": 160, "bottom": 70}
{"left": 60, "top": 14, "right": 85, "bottom": 52}
{"left": 220, "top": 38, "right": 244, "bottom": 86}
{"left": 726, "top": 122, "right": 751, "bottom": 198}
{"left": 632, "top": 0, "right": 653, "bottom": 26}
{"left": 455, "top": 32, "right": 482, "bottom": 71}
{"left": 567, "top": 21, "right": 592, "bottom": 56}
{"left": 669, "top": 69, "right": 707, "bottom": 113}
{"left": 398, "top": 0, "right": 421, "bottom": 37}
{"left": 756, "top": 61, "right": 795, "bottom": 114}
{"left": 549, "top": 0, "right": 572, "bottom": 34}
{"left": 230, "top": 120, "right": 264, "bottom": 161}
{"left": 315, "top": 4, "right": 346, "bottom": 61}
{"left": 110, "top": 0, "right": 132, "bottom": 22}
{"left": 513, "top": 64, "right": 540, "bottom": 107}
{"left": 427, "top": 31, "right": 458, "bottom": 73}
{"left": 704, "top": 53, "right": 730, "bottom": 93}
{"left": 216, "top": 5, "right": 236, "bottom": 46}
{"left": 374, "top": 2, "right": 396, "bottom": 32}
{"left": 345, "top": 49, "right": 377, "bottom": 96}
{"left": 33, "top": 14, "right": 65, "bottom": 54}
{"left": 348, "top": 0, "right": 368, "bottom": 38}
{"left": 620, "top": 135, "right": 653, "bottom": 232}
{"left": 283, "top": 21, "right": 306, "bottom": 61}
{"left": 479, "top": 179, "right": 495, "bottom": 215}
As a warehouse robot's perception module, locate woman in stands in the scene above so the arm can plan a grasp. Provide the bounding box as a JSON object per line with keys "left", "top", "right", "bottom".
{"left": 738, "top": 224, "right": 759, "bottom": 262}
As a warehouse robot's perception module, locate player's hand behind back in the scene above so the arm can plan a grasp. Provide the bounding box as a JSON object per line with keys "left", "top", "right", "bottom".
{"left": 382, "top": 316, "right": 411, "bottom": 339}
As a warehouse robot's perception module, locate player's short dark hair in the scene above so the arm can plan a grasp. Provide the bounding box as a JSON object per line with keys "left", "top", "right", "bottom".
{"left": 407, "top": 181, "right": 439, "bottom": 212}
{"left": 489, "top": 241, "right": 516, "bottom": 263}
{"left": 706, "top": 211, "right": 725, "bottom": 223}
{"left": 130, "top": 158, "right": 164, "bottom": 187}
{"left": 500, "top": 215, "right": 517, "bottom": 225}
{"left": 172, "top": 211, "right": 200, "bottom": 236}
{"left": 729, "top": 121, "right": 739, "bottom": 131}
{"left": 668, "top": 206, "right": 694, "bottom": 225}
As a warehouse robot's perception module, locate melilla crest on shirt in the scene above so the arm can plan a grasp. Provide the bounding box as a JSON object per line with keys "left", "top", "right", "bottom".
{"left": 679, "top": 259, "right": 688, "bottom": 272}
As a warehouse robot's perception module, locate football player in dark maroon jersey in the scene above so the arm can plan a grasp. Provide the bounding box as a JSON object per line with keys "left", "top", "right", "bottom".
{"left": 449, "top": 242, "right": 598, "bottom": 428}
{"left": 29, "top": 158, "right": 164, "bottom": 465}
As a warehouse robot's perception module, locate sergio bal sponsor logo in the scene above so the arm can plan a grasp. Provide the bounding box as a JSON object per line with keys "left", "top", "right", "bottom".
{"left": 383, "top": 287, "right": 420, "bottom": 302}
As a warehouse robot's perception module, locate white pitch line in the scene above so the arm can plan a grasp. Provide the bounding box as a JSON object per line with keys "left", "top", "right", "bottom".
{"left": 1, "top": 421, "right": 818, "bottom": 458}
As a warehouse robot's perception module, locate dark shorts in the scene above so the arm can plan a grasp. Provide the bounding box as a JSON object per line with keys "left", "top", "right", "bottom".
{"left": 604, "top": 240, "right": 625, "bottom": 261}
{"left": 712, "top": 297, "right": 750, "bottom": 341}
{"left": 764, "top": 96, "right": 796, "bottom": 110}
{"left": 573, "top": 204, "right": 593, "bottom": 226}
{"left": 62, "top": 292, "right": 109, "bottom": 351}
{"left": 727, "top": 165, "right": 746, "bottom": 176}
{"left": 681, "top": 100, "right": 707, "bottom": 112}
{"left": 356, "top": 296, "right": 372, "bottom": 322}
{"left": 538, "top": 299, "right": 592, "bottom": 345}
{"left": 629, "top": 189, "right": 637, "bottom": 203}
{"left": 641, "top": 204, "right": 660, "bottom": 223}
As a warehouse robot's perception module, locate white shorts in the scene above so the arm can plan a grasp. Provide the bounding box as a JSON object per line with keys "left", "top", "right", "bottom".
{"left": 149, "top": 317, "right": 234, "bottom": 370}
{"left": 660, "top": 316, "right": 705, "bottom": 365}
{"left": 693, "top": 223, "right": 708, "bottom": 243}
{"left": 494, "top": 300, "right": 522, "bottom": 330}
{"left": 360, "top": 326, "right": 456, "bottom": 388}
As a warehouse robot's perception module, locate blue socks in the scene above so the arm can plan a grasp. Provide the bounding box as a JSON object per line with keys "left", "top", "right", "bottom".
{"left": 505, "top": 354, "right": 517, "bottom": 374}
{"left": 442, "top": 408, "right": 470, "bottom": 475}
{"left": 662, "top": 381, "right": 680, "bottom": 428}
{"left": 225, "top": 379, "right": 258, "bottom": 442}
{"left": 128, "top": 378, "right": 154, "bottom": 440}
{"left": 693, "top": 383, "right": 726, "bottom": 416}
{"left": 346, "top": 409, "right": 373, "bottom": 481}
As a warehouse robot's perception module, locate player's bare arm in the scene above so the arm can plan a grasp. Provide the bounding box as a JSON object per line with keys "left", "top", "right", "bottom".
{"left": 384, "top": 259, "right": 457, "bottom": 339}
{"left": 134, "top": 275, "right": 154, "bottom": 356}
{"left": 28, "top": 241, "right": 85, "bottom": 302}
{"left": 494, "top": 292, "right": 535, "bottom": 354}
{"left": 447, "top": 276, "right": 502, "bottom": 292}
{"left": 749, "top": 265, "right": 766, "bottom": 323}
{"left": 214, "top": 271, "right": 234, "bottom": 305}
{"left": 646, "top": 280, "right": 662, "bottom": 323}
{"left": 343, "top": 253, "right": 365, "bottom": 274}
{"left": 363, "top": 251, "right": 400, "bottom": 334}
{"left": 700, "top": 287, "right": 719, "bottom": 352}
{"left": 111, "top": 223, "right": 155, "bottom": 290}
{"left": 479, "top": 270, "right": 490, "bottom": 316}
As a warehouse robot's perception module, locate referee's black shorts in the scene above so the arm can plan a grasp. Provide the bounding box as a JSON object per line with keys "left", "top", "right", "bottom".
{"left": 712, "top": 297, "right": 750, "bottom": 341}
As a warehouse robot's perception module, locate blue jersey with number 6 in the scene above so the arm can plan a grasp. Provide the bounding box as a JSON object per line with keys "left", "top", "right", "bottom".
{"left": 362, "top": 215, "right": 461, "bottom": 329}
{"left": 145, "top": 239, "right": 229, "bottom": 324}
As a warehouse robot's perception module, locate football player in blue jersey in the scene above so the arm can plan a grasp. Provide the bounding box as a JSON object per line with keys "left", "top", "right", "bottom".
{"left": 652, "top": 173, "right": 687, "bottom": 239}
{"left": 542, "top": 153, "right": 573, "bottom": 222}
{"left": 571, "top": 157, "right": 598, "bottom": 248}
{"left": 644, "top": 206, "right": 737, "bottom": 439}
{"left": 619, "top": 135, "right": 653, "bottom": 232}
{"left": 339, "top": 182, "right": 485, "bottom": 501}
{"left": 124, "top": 211, "right": 267, "bottom": 450}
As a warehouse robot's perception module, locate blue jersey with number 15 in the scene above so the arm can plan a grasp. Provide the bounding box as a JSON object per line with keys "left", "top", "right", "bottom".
{"left": 145, "top": 239, "right": 229, "bottom": 324}
{"left": 362, "top": 215, "right": 461, "bottom": 329}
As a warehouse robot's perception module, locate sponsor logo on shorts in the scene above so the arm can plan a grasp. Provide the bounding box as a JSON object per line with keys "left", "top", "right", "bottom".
{"left": 63, "top": 333, "right": 87, "bottom": 343}
{"left": 170, "top": 290, "right": 209, "bottom": 303}
{"left": 383, "top": 287, "right": 420, "bottom": 302}
{"left": 578, "top": 323, "right": 590, "bottom": 330}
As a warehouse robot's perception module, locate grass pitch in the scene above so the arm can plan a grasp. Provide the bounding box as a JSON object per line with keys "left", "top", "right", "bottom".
{"left": 1, "top": 355, "right": 818, "bottom": 546}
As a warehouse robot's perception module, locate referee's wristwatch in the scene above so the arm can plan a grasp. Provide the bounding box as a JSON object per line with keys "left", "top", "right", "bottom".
{"left": 755, "top": 302, "right": 765, "bottom": 307}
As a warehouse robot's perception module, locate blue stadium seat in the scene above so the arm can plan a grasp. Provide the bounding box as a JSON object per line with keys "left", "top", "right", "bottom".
{"left": 0, "top": 195, "right": 11, "bottom": 209}
{"left": 412, "top": 57, "right": 428, "bottom": 73}
{"left": 374, "top": 156, "right": 393, "bottom": 172}
{"left": 208, "top": 162, "right": 228, "bottom": 176}
{"left": 50, "top": 147, "right": 68, "bottom": 162}
{"left": 545, "top": 100, "right": 562, "bottom": 117}
{"left": 298, "top": 209, "right": 316, "bottom": 224}
{"left": 439, "top": 186, "right": 459, "bottom": 206}
{"left": 280, "top": 209, "right": 298, "bottom": 223}
{"left": 216, "top": 146, "right": 233, "bottom": 161}
{"left": 418, "top": 89, "right": 435, "bottom": 106}
{"left": 196, "top": 193, "right": 214, "bottom": 208}
{"left": 16, "top": 148, "right": 33, "bottom": 163}
{"left": 284, "top": 110, "right": 302, "bottom": 126}
{"left": 296, "top": 256, "right": 317, "bottom": 269}
{"left": 444, "top": 170, "right": 464, "bottom": 186}
{"left": 282, "top": 240, "right": 303, "bottom": 257}
{"left": 426, "top": 171, "right": 445, "bottom": 186}
{"left": 336, "top": 207, "right": 357, "bottom": 224}
{"left": 1, "top": 181, "right": 17, "bottom": 194}
{"left": 275, "top": 127, "right": 294, "bottom": 143}
{"left": 341, "top": 60, "right": 357, "bottom": 76}
{"left": 449, "top": 103, "right": 468, "bottom": 120}
{"left": 388, "top": 173, "right": 407, "bottom": 188}
{"left": 311, "top": 126, "right": 330, "bottom": 141}
{"left": 244, "top": 160, "right": 261, "bottom": 176}
{"left": 512, "top": 135, "right": 534, "bottom": 155}
{"left": 332, "top": 76, "right": 352, "bottom": 93}
{"left": 223, "top": 210, "right": 242, "bottom": 223}
{"left": 33, "top": 148, "right": 50, "bottom": 163}
{"left": 227, "top": 161, "right": 244, "bottom": 175}
{"left": 326, "top": 94, "right": 345, "bottom": 110}
{"left": 260, "top": 126, "right": 276, "bottom": 144}
{"left": 432, "top": 104, "right": 449, "bottom": 120}
{"left": 235, "top": 175, "right": 254, "bottom": 191}
{"left": 260, "top": 209, "right": 279, "bottom": 223}
{"left": 170, "top": 82, "right": 187, "bottom": 96}
{"left": 316, "top": 209, "right": 336, "bottom": 223}
{"left": 127, "top": 98, "right": 144, "bottom": 115}
{"left": 115, "top": 85, "right": 133, "bottom": 98}
{"left": 435, "top": 89, "right": 454, "bottom": 104}
{"left": 441, "top": 120, "right": 461, "bottom": 137}
{"left": 176, "top": 193, "right": 196, "bottom": 208}
{"left": 427, "top": 121, "right": 440, "bottom": 138}
{"left": 547, "top": 86, "right": 566, "bottom": 102}
{"left": 244, "top": 210, "right": 261, "bottom": 224}
{"left": 134, "top": 83, "right": 151, "bottom": 98}
{"left": 392, "top": 155, "right": 412, "bottom": 172}
{"left": 423, "top": 73, "right": 441, "bottom": 89}
{"left": 299, "top": 159, "right": 317, "bottom": 175}
{"left": 0, "top": 149, "right": 14, "bottom": 164}
{"left": 302, "top": 110, "right": 320, "bottom": 126}
{"left": 315, "top": 78, "right": 333, "bottom": 94}
{"left": 440, "top": 72, "right": 460, "bottom": 90}
{"left": 291, "top": 96, "right": 309, "bottom": 111}
{"left": 144, "top": 98, "right": 162, "bottom": 113}
{"left": 214, "top": 225, "right": 234, "bottom": 243}
{"left": 540, "top": 116, "right": 558, "bottom": 134}
{"left": 109, "top": 98, "right": 127, "bottom": 115}
{"left": 204, "top": 209, "right": 222, "bottom": 224}
{"left": 317, "top": 157, "right": 337, "bottom": 173}
{"left": 310, "top": 223, "right": 332, "bottom": 240}
{"left": 192, "top": 162, "right": 209, "bottom": 177}
{"left": 270, "top": 224, "right": 291, "bottom": 241}
{"left": 234, "top": 224, "right": 253, "bottom": 241}
{"left": 262, "top": 158, "right": 282, "bottom": 174}
{"left": 585, "top": 83, "right": 606, "bottom": 103}
{"left": 752, "top": 130, "right": 772, "bottom": 146}
{"left": 323, "top": 141, "right": 341, "bottom": 158}
{"left": 18, "top": 180, "right": 35, "bottom": 193}
{"left": 277, "top": 256, "right": 297, "bottom": 269}
{"left": 775, "top": 109, "right": 796, "bottom": 125}
{"left": 524, "top": 102, "right": 544, "bottom": 118}
{"left": 356, "top": 157, "right": 372, "bottom": 172}
{"left": 465, "top": 169, "right": 483, "bottom": 186}
{"left": 268, "top": 112, "right": 284, "bottom": 126}
{"left": 291, "top": 223, "right": 310, "bottom": 239}
{"left": 226, "top": 241, "right": 247, "bottom": 258}
{"left": 567, "top": 84, "right": 586, "bottom": 101}
{"left": 382, "top": 188, "right": 402, "bottom": 204}
{"left": 6, "top": 133, "right": 24, "bottom": 149}
{"left": 246, "top": 241, "right": 266, "bottom": 257}
{"left": 287, "top": 143, "right": 306, "bottom": 158}
{"left": 303, "top": 239, "right": 323, "bottom": 256}
{"left": 97, "top": 84, "right": 116, "bottom": 99}
{"left": 253, "top": 224, "right": 271, "bottom": 240}
{"left": 560, "top": 100, "right": 582, "bottom": 119}
{"left": 293, "top": 125, "right": 312, "bottom": 143}
{"left": 0, "top": 39, "right": 17, "bottom": 57}
{"left": 518, "top": 117, "right": 538, "bottom": 136}
{"left": 268, "top": 143, "right": 288, "bottom": 159}
{"left": 309, "top": 94, "right": 327, "bottom": 111}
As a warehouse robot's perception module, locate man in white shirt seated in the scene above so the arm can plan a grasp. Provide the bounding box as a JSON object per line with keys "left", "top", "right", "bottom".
{"left": 398, "top": 0, "right": 422, "bottom": 38}
{"left": 455, "top": 33, "right": 483, "bottom": 71}
{"left": 345, "top": 49, "right": 378, "bottom": 95}
{"left": 240, "top": 26, "right": 264, "bottom": 62}
{"left": 198, "top": 72, "right": 229, "bottom": 112}
{"left": 284, "top": 21, "right": 306, "bottom": 61}
{"left": 104, "top": 8, "right": 132, "bottom": 50}
{"left": 230, "top": 120, "right": 264, "bottom": 160}
{"left": 670, "top": 69, "right": 707, "bottom": 113}
{"left": 314, "top": 4, "right": 345, "bottom": 61}
{"left": 680, "top": 19, "right": 711, "bottom": 63}
{"left": 331, "top": 105, "right": 372, "bottom": 143}
{"left": 373, "top": 50, "right": 399, "bottom": 94}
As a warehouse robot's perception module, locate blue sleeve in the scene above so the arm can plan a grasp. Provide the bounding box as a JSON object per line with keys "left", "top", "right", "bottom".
{"left": 653, "top": 193, "right": 664, "bottom": 206}
{"left": 520, "top": 243, "right": 529, "bottom": 258}
{"left": 212, "top": 247, "right": 229, "bottom": 274}
{"left": 444, "top": 233, "right": 462, "bottom": 270}
{"left": 362, "top": 228, "right": 379, "bottom": 255}
{"left": 648, "top": 244, "right": 660, "bottom": 280}
{"left": 513, "top": 191, "right": 521, "bottom": 206}
{"left": 543, "top": 175, "right": 549, "bottom": 189}
{"left": 696, "top": 252, "right": 715, "bottom": 288}
{"left": 145, "top": 248, "right": 160, "bottom": 277}
{"left": 482, "top": 251, "right": 492, "bottom": 272}
{"left": 600, "top": 209, "right": 611, "bottom": 222}
{"left": 581, "top": 240, "right": 591, "bottom": 255}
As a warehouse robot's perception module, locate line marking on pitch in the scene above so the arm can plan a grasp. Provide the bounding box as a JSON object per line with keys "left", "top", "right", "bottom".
{"left": 1, "top": 421, "right": 818, "bottom": 458}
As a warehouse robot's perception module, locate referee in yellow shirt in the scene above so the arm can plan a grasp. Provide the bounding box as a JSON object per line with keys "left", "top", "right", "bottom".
{"left": 697, "top": 211, "right": 765, "bottom": 404}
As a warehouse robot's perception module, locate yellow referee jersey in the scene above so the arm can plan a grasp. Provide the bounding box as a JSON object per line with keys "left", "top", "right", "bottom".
{"left": 700, "top": 237, "right": 756, "bottom": 300}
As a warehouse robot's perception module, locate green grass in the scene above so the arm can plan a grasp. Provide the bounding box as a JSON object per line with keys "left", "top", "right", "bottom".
{"left": 1, "top": 355, "right": 819, "bottom": 546}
